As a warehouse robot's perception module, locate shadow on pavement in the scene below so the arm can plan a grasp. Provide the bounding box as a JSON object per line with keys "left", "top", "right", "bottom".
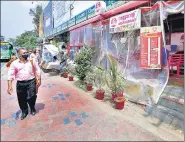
{"left": 35, "top": 103, "right": 45, "bottom": 113}
{"left": 14, "top": 103, "right": 45, "bottom": 119}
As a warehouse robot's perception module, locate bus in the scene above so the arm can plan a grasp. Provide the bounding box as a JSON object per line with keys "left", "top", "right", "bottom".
{"left": 0, "top": 42, "right": 14, "bottom": 62}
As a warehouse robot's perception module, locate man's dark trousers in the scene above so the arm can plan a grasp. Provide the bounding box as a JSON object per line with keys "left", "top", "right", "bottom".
{"left": 16, "top": 78, "right": 37, "bottom": 113}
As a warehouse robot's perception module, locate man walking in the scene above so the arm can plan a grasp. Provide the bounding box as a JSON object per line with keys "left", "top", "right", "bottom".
{"left": 7, "top": 48, "right": 41, "bottom": 120}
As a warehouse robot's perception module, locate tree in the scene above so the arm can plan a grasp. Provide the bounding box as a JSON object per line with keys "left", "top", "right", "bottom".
{"left": 29, "top": 5, "right": 42, "bottom": 36}
{"left": 11, "top": 30, "right": 38, "bottom": 49}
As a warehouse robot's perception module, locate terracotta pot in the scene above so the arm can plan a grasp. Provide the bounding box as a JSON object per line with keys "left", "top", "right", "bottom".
{"left": 86, "top": 84, "right": 93, "bottom": 91}
{"left": 96, "top": 90, "right": 105, "bottom": 100}
{"left": 114, "top": 97, "right": 126, "bottom": 110}
{"left": 69, "top": 76, "right": 73, "bottom": 81}
{"left": 63, "top": 73, "right": 68, "bottom": 78}
{"left": 112, "top": 92, "right": 123, "bottom": 100}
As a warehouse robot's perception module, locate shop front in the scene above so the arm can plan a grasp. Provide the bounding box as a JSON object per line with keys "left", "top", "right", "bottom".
{"left": 67, "top": 0, "right": 184, "bottom": 105}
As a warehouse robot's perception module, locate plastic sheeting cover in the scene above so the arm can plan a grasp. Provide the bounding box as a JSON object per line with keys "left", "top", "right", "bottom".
{"left": 43, "top": 44, "right": 59, "bottom": 56}
{"left": 69, "top": 6, "right": 169, "bottom": 105}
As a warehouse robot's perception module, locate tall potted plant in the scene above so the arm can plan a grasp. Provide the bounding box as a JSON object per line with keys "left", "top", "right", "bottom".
{"left": 94, "top": 66, "right": 106, "bottom": 100}
{"left": 68, "top": 66, "right": 75, "bottom": 81}
{"left": 63, "top": 67, "right": 69, "bottom": 78}
{"left": 84, "top": 71, "right": 95, "bottom": 91}
{"left": 105, "top": 55, "right": 126, "bottom": 109}
{"left": 74, "top": 45, "right": 94, "bottom": 83}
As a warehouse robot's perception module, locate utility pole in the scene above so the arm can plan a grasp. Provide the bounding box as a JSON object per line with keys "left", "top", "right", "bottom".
{"left": 69, "top": 1, "right": 74, "bottom": 19}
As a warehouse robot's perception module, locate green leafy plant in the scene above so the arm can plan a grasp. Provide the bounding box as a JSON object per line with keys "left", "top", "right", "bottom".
{"left": 74, "top": 45, "right": 94, "bottom": 82}
{"left": 84, "top": 70, "right": 95, "bottom": 85}
{"left": 68, "top": 66, "right": 76, "bottom": 76}
{"left": 105, "top": 55, "right": 126, "bottom": 94}
{"left": 63, "top": 67, "right": 69, "bottom": 73}
{"left": 94, "top": 66, "right": 106, "bottom": 91}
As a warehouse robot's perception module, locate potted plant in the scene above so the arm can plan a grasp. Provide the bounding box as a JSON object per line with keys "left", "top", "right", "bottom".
{"left": 68, "top": 66, "right": 75, "bottom": 81}
{"left": 74, "top": 45, "right": 94, "bottom": 83}
{"left": 85, "top": 71, "right": 95, "bottom": 91}
{"left": 94, "top": 66, "right": 106, "bottom": 100}
{"left": 63, "top": 67, "right": 69, "bottom": 78}
{"left": 105, "top": 55, "right": 126, "bottom": 109}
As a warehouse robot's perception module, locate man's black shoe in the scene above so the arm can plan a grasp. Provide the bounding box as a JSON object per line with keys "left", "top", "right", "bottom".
{"left": 30, "top": 108, "right": 36, "bottom": 115}
{"left": 21, "top": 111, "right": 28, "bottom": 120}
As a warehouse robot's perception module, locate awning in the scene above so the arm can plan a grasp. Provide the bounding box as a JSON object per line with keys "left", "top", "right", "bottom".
{"left": 69, "top": 1, "right": 148, "bottom": 31}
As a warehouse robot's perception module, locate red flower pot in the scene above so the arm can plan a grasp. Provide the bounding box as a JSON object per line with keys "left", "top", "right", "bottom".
{"left": 69, "top": 76, "right": 73, "bottom": 81}
{"left": 63, "top": 73, "right": 68, "bottom": 78}
{"left": 112, "top": 92, "right": 124, "bottom": 100}
{"left": 96, "top": 90, "right": 105, "bottom": 100}
{"left": 114, "top": 97, "right": 126, "bottom": 110}
{"left": 86, "top": 84, "right": 93, "bottom": 91}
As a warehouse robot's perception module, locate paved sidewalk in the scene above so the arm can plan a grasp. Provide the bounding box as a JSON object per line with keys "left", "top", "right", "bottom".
{"left": 0, "top": 72, "right": 175, "bottom": 141}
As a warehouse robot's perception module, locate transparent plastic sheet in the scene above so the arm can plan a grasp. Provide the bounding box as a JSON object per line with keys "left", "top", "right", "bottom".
{"left": 92, "top": 8, "right": 169, "bottom": 105}
{"left": 42, "top": 47, "right": 53, "bottom": 63}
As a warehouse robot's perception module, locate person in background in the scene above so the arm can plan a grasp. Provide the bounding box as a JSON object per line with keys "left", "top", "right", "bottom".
{"left": 11, "top": 53, "right": 16, "bottom": 60}
{"left": 59, "top": 51, "right": 67, "bottom": 74}
{"left": 53, "top": 56, "right": 57, "bottom": 62}
{"left": 30, "top": 49, "right": 38, "bottom": 62}
{"left": 7, "top": 48, "right": 41, "bottom": 120}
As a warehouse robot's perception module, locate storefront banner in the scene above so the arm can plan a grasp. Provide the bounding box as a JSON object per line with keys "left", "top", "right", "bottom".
{"left": 76, "top": 11, "right": 87, "bottom": 24}
{"left": 105, "top": 0, "right": 127, "bottom": 11}
{"left": 109, "top": 9, "right": 141, "bottom": 33}
{"left": 140, "top": 26, "right": 162, "bottom": 69}
{"left": 53, "top": 1, "right": 71, "bottom": 28}
{"left": 95, "top": 1, "right": 106, "bottom": 15}
{"left": 44, "top": 1, "right": 53, "bottom": 37}
{"left": 68, "top": 17, "right": 76, "bottom": 28}
{"left": 87, "top": 5, "right": 96, "bottom": 19}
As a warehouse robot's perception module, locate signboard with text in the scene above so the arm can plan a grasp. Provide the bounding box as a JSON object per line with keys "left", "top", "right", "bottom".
{"left": 140, "top": 26, "right": 162, "bottom": 69}
{"left": 43, "top": 1, "right": 53, "bottom": 37}
{"left": 76, "top": 11, "right": 87, "bottom": 24}
{"left": 87, "top": 5, "right": 96, "bottom": 19}
{"left": 105, "top": 0, "right": 127, "bottom": 11}
{"left": 109, "top": 9, "right": 141, "bottom": 33}
{"left": 95, "top": 1, "right": 106, "bottom": 15}
{"left": 53, "top": 1, "right": 71, "bottom": 28}
{"left": 61, "top": 22, "right": 68, "bottom": 31}
{"left": 68, "top": 17, "right": 76, "bottom": 27}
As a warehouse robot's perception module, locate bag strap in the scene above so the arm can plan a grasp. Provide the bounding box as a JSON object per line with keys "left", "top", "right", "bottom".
{"left": 30, "top": 60, "right": 37, "bottom": 80}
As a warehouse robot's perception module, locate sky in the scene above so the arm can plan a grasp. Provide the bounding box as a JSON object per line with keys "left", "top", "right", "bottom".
{"left": 1, "top": 1, "right": 45, "bottom": 40}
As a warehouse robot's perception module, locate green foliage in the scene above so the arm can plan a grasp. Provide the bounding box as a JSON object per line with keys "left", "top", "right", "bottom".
{"left": 68, "top": 66, "right": 76, "bottom": 76}
{"left": 52, "top": 40, "right": 59, "bottom": 48}
{"left": 94, "top": 66, "right": 106, "bottom": 90}
{"left": 63, "top": 67, "right": 69, "bottom": 73}
{"left": 74, "top": 45, "right": 94, "bottom": 81}
{"left": 85, "top": 70, "right": 95, "bottom": 85}
{"left": 105, "top": 55, "right": 126, "bottom": 94}
{"left": 29, "top": 5, "right": 42, "bottom": 36}
{"left": 10, "top": 31, "right": 38, "bottom": 49}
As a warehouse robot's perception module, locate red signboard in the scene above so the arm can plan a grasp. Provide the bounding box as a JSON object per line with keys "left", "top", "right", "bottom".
{"left": 140, "top": 26, "right": 162, "bottom": 69}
